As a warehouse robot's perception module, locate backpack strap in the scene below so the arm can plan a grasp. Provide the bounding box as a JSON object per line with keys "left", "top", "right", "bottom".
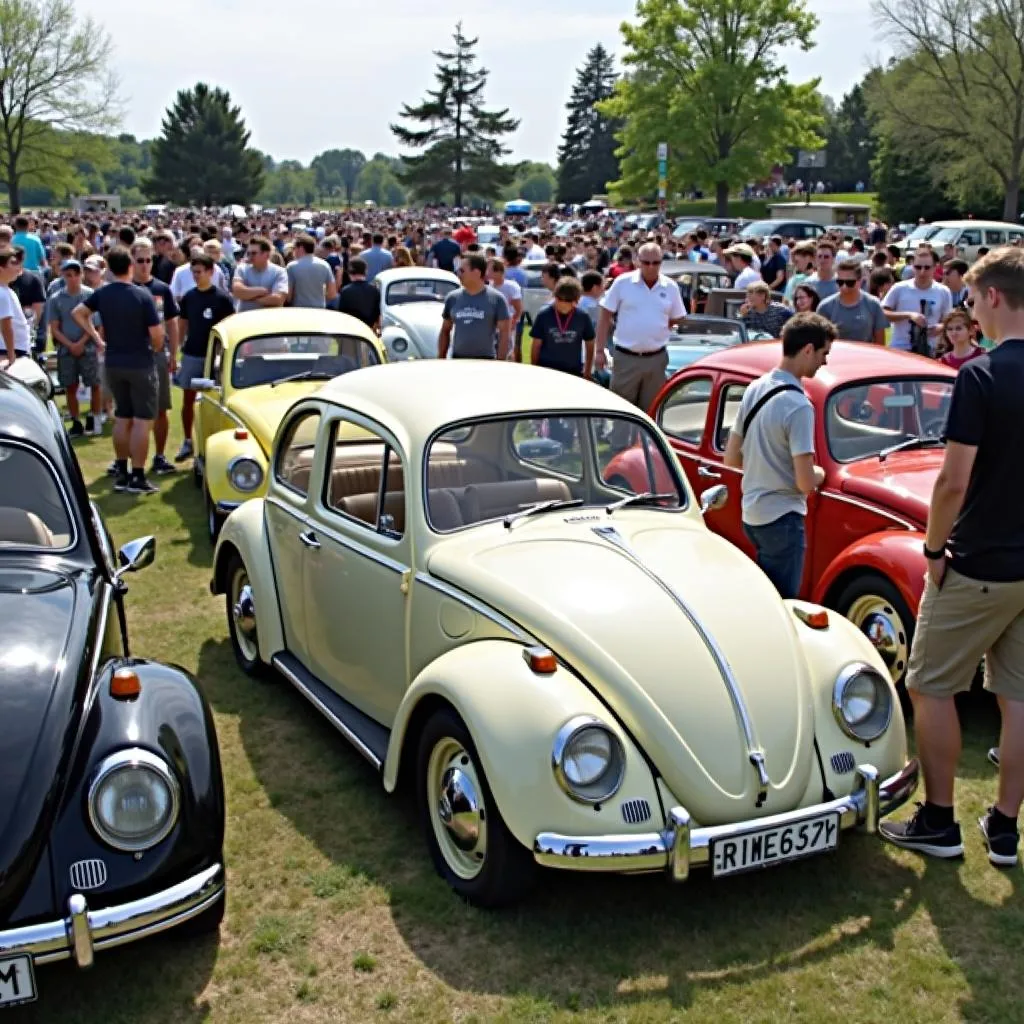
{"left": 742, "top": 383, "right": 802, "bottom": 436}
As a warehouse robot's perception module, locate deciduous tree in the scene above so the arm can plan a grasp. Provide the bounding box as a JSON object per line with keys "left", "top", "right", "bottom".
{"left": 312, "top": 148, "right": 366, "bottom": 204}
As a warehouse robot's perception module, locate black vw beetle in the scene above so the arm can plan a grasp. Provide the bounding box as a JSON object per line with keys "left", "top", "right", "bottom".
{"left": 0, "top": 368, "right": 224, "bottom": 1009}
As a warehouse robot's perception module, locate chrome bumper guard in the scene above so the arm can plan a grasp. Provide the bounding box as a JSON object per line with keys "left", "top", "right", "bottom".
{"left": 215, "top": 501, "right": 241, "bottom": 515}
{"left": 533, "top": 760, "right": 918, "bottom": 879}
{"left": 0, "top": 863, "right": 224, "bottom": 968}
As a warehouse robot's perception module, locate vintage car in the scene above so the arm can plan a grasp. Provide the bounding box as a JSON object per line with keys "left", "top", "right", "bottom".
{"left": 666, "top": 316, "right": 751, "bottom": 377}
{"left": 0, "top": 372, "right": 224, "bottom": 1006}
{"left": 210, "top": 359, "right": 917, "bottom": 908}
{"left": 376, "top": 266, "right": 460, "bottom": 361}
{"left": 191, "top": 307, "right": 385, "bottom": 541}
{"left": 660, "top": 261, "right": 733, "bottom": 315}
{"left": 605, "top": 341, "right": 955, "bottom": 686}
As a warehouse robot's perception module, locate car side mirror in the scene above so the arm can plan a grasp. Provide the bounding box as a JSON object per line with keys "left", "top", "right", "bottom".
{"left": 699, "top": 484, "right": 728, "bottom": 514}
{"left": 191, "top": 377, "right": 218, "bottom": 392}
{"left": 116, "top": 536, "right": 156, "bottom": 578}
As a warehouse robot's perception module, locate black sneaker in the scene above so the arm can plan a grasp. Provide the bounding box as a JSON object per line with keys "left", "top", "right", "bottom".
{"left": 978, "top": 809, "right": 1019, "bottom": 867}
{"left": 988, "top": 747, "right": 1000, "bottom": 768}
{"left": 126, "top": 473, "right": 159, "bottom": 495}
{"left": 68, "top": 419, "right": 85, "bottom": 438}
{"left": 174, "top": 439, "right": 194, "bottom": 463}
{"left": 113, "top": 470, "right": 130, "bottom": 492}
{"left": 150, "top": 454, "right": 177, "bottom": 476}
{"left": 84, "top": 413, "right": 96, "bottom": 434}
{"left": 879, "top": 803, "right": 965, "bottom": 858}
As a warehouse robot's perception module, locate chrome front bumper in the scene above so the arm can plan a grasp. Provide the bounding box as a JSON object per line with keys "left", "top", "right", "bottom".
{"left": 0, "top": 863, "right": 224, "bottom": 968}
{"left": 534, "top": 760, "right": 918, "bottom": 879}
{"left": 215, "top": 501, "right": 242, "bottom": 515}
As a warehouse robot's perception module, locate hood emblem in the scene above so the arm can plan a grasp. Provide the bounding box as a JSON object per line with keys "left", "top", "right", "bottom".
{"left": 591, "top": 525, "right": 770, "bottom": 805}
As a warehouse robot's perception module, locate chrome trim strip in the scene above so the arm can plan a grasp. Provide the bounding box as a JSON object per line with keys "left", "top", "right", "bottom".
{"left": 266, "top": 494, "right": 310, "bottom": 525}
{"left": 207, "top": 399, "right": 248, "bottom": 433}
{"left": 413, "top": 572, "right": 532, "bottom": 642}
{"left": 818, "top": 490, "right": 916, "bottom": 531}
{"left": 216, "top": 501, "right": 242, "bottom": 515}
{"left": 0, "top": 864, "right": 224, "bottom": 966}
{"left": 533, "top": 760, "right": 918, "bottom": 875}
{"left": 0, "top": 436, "right": 80, "bottom": 553}
{"left": 590, "top": 525, "right": 764, "bottom": 780}
{"left": 271, "top": 655, "right": 383, "bottom": 770}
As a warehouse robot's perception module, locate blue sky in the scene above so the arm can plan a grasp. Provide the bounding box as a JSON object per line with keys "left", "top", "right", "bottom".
{"left": 79, "top": 0, "right": 883, "bottom": 165}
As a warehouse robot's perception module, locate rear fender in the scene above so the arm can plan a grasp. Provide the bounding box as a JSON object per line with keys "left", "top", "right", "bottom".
{"left": 210, "top": 499, "right": 284, "bottom": 662}
{"left": 204, "top": 430, "right": 269, "bottom": 506}
{"left": 383, "top": 640, "right": 662, "bottom": 850}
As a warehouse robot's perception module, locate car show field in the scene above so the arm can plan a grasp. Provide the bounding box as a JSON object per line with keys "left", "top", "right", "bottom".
{"left": 4, "top": 400, "right": 1018, "bottom": 1024}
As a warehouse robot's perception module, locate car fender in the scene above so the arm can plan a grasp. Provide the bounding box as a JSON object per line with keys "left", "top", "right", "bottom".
{"left": 211, "top": 498, "right": 284, "bottom": 661}
{"left": 813, "top": 529, "right": 926, "bottom": 616}
{"left": 382, "top": 640, "right": 662, "bottom": 850}
{"left": 381, "top": 325, "right": 415, "bottom": 361}
{"left": 204, "top": 429, "right": 269, "bottom": 505}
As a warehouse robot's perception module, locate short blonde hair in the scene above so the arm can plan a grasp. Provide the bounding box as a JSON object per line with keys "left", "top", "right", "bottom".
{"left": 745, "top": 280, "right": 771, "bottom": 298}
{"left": 964, "top": 246, "right": 1024, "bottom": 310}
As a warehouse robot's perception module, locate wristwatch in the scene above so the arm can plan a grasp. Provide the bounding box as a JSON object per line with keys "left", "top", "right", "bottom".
{"left": 923, "top": 543, "right": 946, "bottom": 561}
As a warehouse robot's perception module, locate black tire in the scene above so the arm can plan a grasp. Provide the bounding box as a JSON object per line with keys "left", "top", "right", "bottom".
{"left": 416, "top": 708, "right": 535, "bottom": 908}
{"left": 205, "top": 487, "right": 223, "bottom": 544}
{"left": 225, "top": 552, "right": 270, "bottom": 679}
{"left": 834, "top": 573, "right": 915, "bottom": 686}
{"left": 174, "top": 880, "right": 225, "bottom": 939}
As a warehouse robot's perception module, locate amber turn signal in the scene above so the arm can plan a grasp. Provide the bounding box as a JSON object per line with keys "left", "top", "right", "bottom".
{"left": 522, "top": 645, "right": 558, "bottom": 674}
{"left": 793, "top": 606, "right": 829, "bottom": 630}
{"left": 233, "top": 429, "right": 249, "bottom": 440}
{"left": 110, "top": 667, "right": 142, "bottom": 699}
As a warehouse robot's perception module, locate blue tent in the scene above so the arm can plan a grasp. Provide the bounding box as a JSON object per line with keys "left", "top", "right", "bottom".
{"left": 504, "top": 199, "right": 532, "bottom": 214}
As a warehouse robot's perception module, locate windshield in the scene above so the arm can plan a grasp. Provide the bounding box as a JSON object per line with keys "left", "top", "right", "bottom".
{"left": 425, "top": 414, "right": 686, "bottom": 531}
{"left": 671, "top": 319, "right": 744, "bottom": 344}
{"left": 929, "top": 227, "right": 962, "bottom": 244}
{"left": 826, "top": 378, "right": 954, "bottom": 462}
{"left": 231, "top": 333, "right": 380, "bottom": 389}
{"left": 672, "top": 220, "right": 704, "bottom": 237}
{"left": 384, "top": 278, "right": 457, "bottom": 305}
{"left": 741, "top": 220, "right": 783, "bottom": 238}
{"left": 0, "top": 442, "right": 73, "bottom": 549}
{"left": 907, "top": 224, "right": 939, "bottom": 243}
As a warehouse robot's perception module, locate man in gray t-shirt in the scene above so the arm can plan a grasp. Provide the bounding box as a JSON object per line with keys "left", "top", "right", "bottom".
{"left": 233, "top": 239, "right": 289, "bottom": 312}
{"left": 817, "top": 259, "right": 887, "bottom": 343}
{"left": 723, "top": 312, "right": 836, "bottom": 598}
{"left": 437, "top": 254, "right": 511, "bottom": 359}
{"left": 286, "top": 235, "right": 337, "bottom": 308}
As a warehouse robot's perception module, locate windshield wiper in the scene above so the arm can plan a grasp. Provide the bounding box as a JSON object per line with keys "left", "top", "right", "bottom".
{"left": 605, "top": 491, "right": 677, "bottom": 513}
{"left": 503, "top": 498, "right": 583, "bottom": 528}
{"left": 270, "top": 370, "right": 335, "bottom": 388}
{"left": 878, "top": 436, "right": 944, "bottom": 461}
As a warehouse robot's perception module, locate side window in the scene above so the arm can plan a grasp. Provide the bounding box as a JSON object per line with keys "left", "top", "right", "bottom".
{"left": 275, "top": 410, "right": 321, "bottom": 496}
{"left": 1009, "top": 231, "right": 1024, "bottom": 244}
{"left": 983, "top": 229, "right": 1003, "bottom": 245}
{"left": 658, "top": 376, "right": 713, "bottom": 446}
{"left": 325, "top": 424, "right": 405, "bottom": 538}
{"left": 208, "top": 334, "right": 224, "bottom": 380}
{"left": 715, "top": 382, "right": 748, "bottom": 450}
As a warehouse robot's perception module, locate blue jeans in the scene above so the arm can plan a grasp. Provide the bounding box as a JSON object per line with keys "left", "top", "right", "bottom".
{"left": 743, "top": 511, "right": 806, "bottom": 599}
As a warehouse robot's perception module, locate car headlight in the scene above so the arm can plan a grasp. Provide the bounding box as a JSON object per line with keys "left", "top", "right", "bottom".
{"left": 832, "top": 663, "right": 893, "bottom": 742}
{"left": 552, "top": 716, "right": 626, "bottom": 804}
{"left": 88, "top": 748, "right": 180, "bottom": 852}
{"left": 227, "top": 456, "right": 264, "bottom": 492}
{"left": 391, "top": 336, "right": 408, "bottom": 354}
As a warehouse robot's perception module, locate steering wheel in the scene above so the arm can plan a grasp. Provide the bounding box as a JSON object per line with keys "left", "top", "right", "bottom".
{"left": 921, "top": 415, "right": 945, "bottom": 439}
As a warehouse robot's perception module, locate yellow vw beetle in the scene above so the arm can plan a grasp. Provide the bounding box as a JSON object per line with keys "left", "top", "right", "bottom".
{"left": 210, "top": 360, "right": 918, "bottom": 907}
{"left": 191, "top": 308, "right": 385, "bottom": 541}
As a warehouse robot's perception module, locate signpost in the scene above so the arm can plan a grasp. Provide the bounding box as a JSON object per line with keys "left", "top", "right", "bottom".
{"left": 797, "top": 150, "right": 826, "bottom": 204}
{"left": 657, "top": 142, "right": 668, "bottom": 211}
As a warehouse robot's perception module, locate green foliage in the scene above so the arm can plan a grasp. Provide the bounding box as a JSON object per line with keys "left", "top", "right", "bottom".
{"left": 391, "top": 22, "right": 519, "bottom": 205}
{"left": 357, "top": 156, "right": 407, "bottom": 207}
{"left": 824, "top": 79, "right": 878, "bottom": 191}
{"left": 602, "top": 0, "right": 825, "bottom": 214}
{"left": 260, "top": 160, "right": 316, "bottom": 207}
{"left": 557, "top": 43, "right": 621, "bottom": 204}
{"left": 871, "top": 132, "right": 959, "bottom": 223}
{"left": 311, "top": 148, "right": 366, "bottom": 204}
{"left": 145, "top": 82, "right": 264, "bottom": 206}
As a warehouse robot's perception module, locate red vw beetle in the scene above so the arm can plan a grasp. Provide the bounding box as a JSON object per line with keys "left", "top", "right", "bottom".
{"left": 604, "top": 341, "right": 956, "bottom": 685}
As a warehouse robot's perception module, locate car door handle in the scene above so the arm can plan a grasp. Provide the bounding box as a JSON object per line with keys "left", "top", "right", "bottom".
{"left": 299, "top": 530, "right": 321, "bottom": 550}
{"left": 698, "top": 465, "right": 721, "bottom": 479}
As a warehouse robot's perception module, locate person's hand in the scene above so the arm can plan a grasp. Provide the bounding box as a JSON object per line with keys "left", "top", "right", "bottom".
{"left": 595, "top": 348, "right": 608, "bottom": 370}
{"left": 168, "top": 354, "right": 178, "bottom": 374}
{"left": 69, "top": 340, "right": 85, "bottom": 357}
{"left": 927, "top": 556, "right": 947, "bottom": 587}
{"left": 812, "top": 464, "right": 826, "bottom": 489}
{"left": 739, "top": 302, "right": 750, "bottom": 317}
{"left": 910, "top": 312, "right": 928, "bottom": 327}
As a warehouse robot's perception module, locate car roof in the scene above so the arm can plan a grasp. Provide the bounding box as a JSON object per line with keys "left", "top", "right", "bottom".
{"left": 216, "top": 308, "right": 379, "bottom": 349}
{"left": 0, "top": 371, "right": 64, "bottom": 458}
{"left": 376, "top": 267, "right": 459, "bottom": 284}
{"left": 681, "top": 340, "right": 958, "bottom": 392}
{"left": 930, "top": 219, "right": 1023, "bottom": 230}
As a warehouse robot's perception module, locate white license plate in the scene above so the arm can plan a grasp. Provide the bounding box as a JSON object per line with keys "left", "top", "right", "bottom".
{"left": 0, "top": 955, "right": 36, "bottom": 1008}
{"left": 711, "top": 812, "right": 840, "bottom": 878}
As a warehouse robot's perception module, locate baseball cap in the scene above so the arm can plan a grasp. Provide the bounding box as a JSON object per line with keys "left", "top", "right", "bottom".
{"left": 724, "top": 242, "right": 755, "bottom": 259}
{"left": 84, "top": 255, "right": 105, "bottom": 270}
{"left": 60, "top": 258, "right": 82, "bottom": 271}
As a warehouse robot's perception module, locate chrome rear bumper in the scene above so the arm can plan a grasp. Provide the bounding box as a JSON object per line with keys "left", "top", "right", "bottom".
{"left": 0, "top": 863, "right": 224, "bottom": 968}
{"left": 534, "top": 760, "right": 918, "bottom": 878}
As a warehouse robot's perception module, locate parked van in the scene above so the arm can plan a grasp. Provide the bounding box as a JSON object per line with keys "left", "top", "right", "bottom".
{"left": 918, "top": 220, "right": 1024, "bottom": 261}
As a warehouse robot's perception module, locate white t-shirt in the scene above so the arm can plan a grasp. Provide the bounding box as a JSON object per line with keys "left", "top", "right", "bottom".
{"left": 525, "top": 244, "right": 546, "bottom": 261}
{"left": 600, "top": 271, "right": 687, "bottom": 353}
{"left": 882, "top": 280, "right": 952, "bottom": 351}
{"left": 170, "top": 262, "right": 227, "bottom": 300}
{"left": 734, "top": 266, "right": 761, "bottom": 289}
{"left": 494, "top": 278, "right": 522, "bottom": 317}
{"left": 0, "top": 283, "right": 31, "bottom": 355}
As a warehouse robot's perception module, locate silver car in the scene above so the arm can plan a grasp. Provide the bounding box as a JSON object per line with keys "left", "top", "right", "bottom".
{"left": 377, "top": 267, "right": 460, "bottom": 360}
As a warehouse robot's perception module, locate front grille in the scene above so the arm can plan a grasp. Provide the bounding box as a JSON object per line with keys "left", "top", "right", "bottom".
{"left": 621, "top": 798, "right": 652, "bottom": 825}
{"left": 69, "top": 858, "right": 107, "bottom": 891}
{"left": 831, "top": 751, "right": 857, "bottom": 775}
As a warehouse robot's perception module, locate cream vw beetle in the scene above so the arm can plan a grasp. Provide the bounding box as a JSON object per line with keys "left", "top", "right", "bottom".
{"left": 210, "top": 361, "right": 918, "bottom": 907}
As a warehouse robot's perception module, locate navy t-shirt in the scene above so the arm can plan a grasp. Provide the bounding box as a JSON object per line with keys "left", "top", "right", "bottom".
{"left": 179, "top": 285, "right": 235, "bottom": 358}
{"left": 429, "top": 238, "right": 461, "bottom": 272}
{"left": 83, "top": 281, "right": 159, "bottom": 369}
{"left": 945, "top": 339, "right": 1024, "bottom": 580}
{"left": 530, "top": 303, "right": 596, "bottom": 375}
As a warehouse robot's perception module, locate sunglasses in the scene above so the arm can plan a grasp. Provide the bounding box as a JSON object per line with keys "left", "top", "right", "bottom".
{"left": 640, "top": 259, "right": 662, "bottom": 266}
{"left": 912, "top": 264, "right": 934, "bottom": 271}
{"left": 246, "top": 250, "right": 262, "bottom": 257}
{"left": 837, "top": 278, "right": 859, "bottom": 287}
{"left": 134, "top": 257, "right": 152, "bottom": 264}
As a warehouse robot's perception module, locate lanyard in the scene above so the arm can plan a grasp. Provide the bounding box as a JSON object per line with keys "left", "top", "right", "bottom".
{"left": 554, "top": 307, "right": 574, "bottom": 334}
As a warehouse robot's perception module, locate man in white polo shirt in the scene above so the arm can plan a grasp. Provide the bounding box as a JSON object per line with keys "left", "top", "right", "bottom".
{"left": 596, "top": 241, "right": 686, "bottom": 413}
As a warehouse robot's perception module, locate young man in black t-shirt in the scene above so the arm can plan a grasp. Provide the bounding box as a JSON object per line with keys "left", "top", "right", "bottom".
{"left": 175, "top": 253, "right": 235, "bottom": 462}
{"left": 881, "top": 247, "right": 1024, "bottom": 868}
{"left": 529, "top": 276, "right": 596, "bottom": 378}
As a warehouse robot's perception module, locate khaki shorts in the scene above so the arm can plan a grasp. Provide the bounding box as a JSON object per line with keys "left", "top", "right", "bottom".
{"left": 907, "top": 567, "right": 1024, "bottom": 699}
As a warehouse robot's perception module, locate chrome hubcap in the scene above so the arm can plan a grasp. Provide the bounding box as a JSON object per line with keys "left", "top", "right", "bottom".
{"left": 847, "top": 594, "right": 908, "bottom": 681}
{"left": 230, "top": 569, "right": 258, "bottom": 662}
{"left": 427, "top": 738, "right": 487, "bottom": 879}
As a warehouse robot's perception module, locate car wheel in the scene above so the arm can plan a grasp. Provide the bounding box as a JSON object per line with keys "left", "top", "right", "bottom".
{"left": 206, "top": 487, "right": 223, "bottom": 544}
{"left": 835, "top": 574, "right": 914, "bottom": 686}
{"left": 174, "top": 876, "right": 225, "bottom": 938}
{"left": 226, "top": 553, "right": 268, "bottom": 678}
{"left": 417, "top": 708, "right": 535, "bottom": 908}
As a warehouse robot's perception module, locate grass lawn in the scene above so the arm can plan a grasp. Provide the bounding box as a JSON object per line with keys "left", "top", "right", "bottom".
{"left": 9, "top": 403, "right": 1022, "bottom": 1024}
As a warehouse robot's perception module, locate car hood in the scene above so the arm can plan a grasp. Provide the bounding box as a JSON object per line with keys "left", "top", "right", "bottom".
{"left": 226, "top": 382, "right": 326, "bottom": 454}
{"left": 839, "top": 451, "right": 940, "bottom": 525}
{"left": 426, "top": 514, "right": 818, "bottom": 824}
{"left": 0, "top": 568, "right": 96, "bottom": 917}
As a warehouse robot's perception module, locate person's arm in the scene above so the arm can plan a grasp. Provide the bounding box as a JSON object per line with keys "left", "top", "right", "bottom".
{"left": 232, "top": 276, "right": 268, "bottom": 301}
{"left": 71, "top": 302, "right": 105, "bottom": 348}
{"left": 789, "top": 405, "right": 823, "bottom": 493}
{"left": 882, "top": 289, "right": 924, "bottom": 325}
{"left": 0, "top": 316, "right": 14, "bottom": 363}
{"left": 496, "top": 315, "right": 511, "bottom": 361}
{"left": 166, "top": 315, "right": 180, "bottom": 370}
{"left": 437, "top": 317, "right": 453, "bottom": 360}
{"left": 325, "top": 269, "right": 338, "bottom": 303}
{"left": 723, "top": 430, "right": 743, "bottom": 469}
{"left": 871, "top": 327, "right": 887, "bottom": 345}
{"left": 792, "top": 454, "right": 826, "bottom": 494}
{"left": 148, "top": 323, "right": 164, "bottom": 352}
{"left": 595, "top": 306, "right": 615, "bottom": 367}
{"left": 286, "top": 265, "right": 295, "bottom": 305}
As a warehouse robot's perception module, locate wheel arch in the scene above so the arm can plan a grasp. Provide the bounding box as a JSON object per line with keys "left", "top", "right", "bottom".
{"left": 814, "top": 530, "right": 926, "bottom": 616}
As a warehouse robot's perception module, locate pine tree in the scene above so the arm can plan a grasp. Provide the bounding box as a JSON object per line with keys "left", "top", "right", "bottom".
{"left": 145, "top": 83, "right": 264, "bottom": 206}
{"left": 390, "top": 23, "right": 519, "bottom": 205}
{"left": 557, "top": 44, "right": 620, "bottom": 205}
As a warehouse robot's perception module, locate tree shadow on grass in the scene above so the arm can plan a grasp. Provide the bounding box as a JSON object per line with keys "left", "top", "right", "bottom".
{"left": 197, "top": 637, "right": 926, "bottom": 1012}
{"left": 152, "top": 470, "right": 214, "bottom": 570}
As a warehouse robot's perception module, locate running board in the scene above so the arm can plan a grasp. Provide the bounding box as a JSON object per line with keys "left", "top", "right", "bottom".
{"left": 271, "top": 653, "right": 389, "bottom": 770}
